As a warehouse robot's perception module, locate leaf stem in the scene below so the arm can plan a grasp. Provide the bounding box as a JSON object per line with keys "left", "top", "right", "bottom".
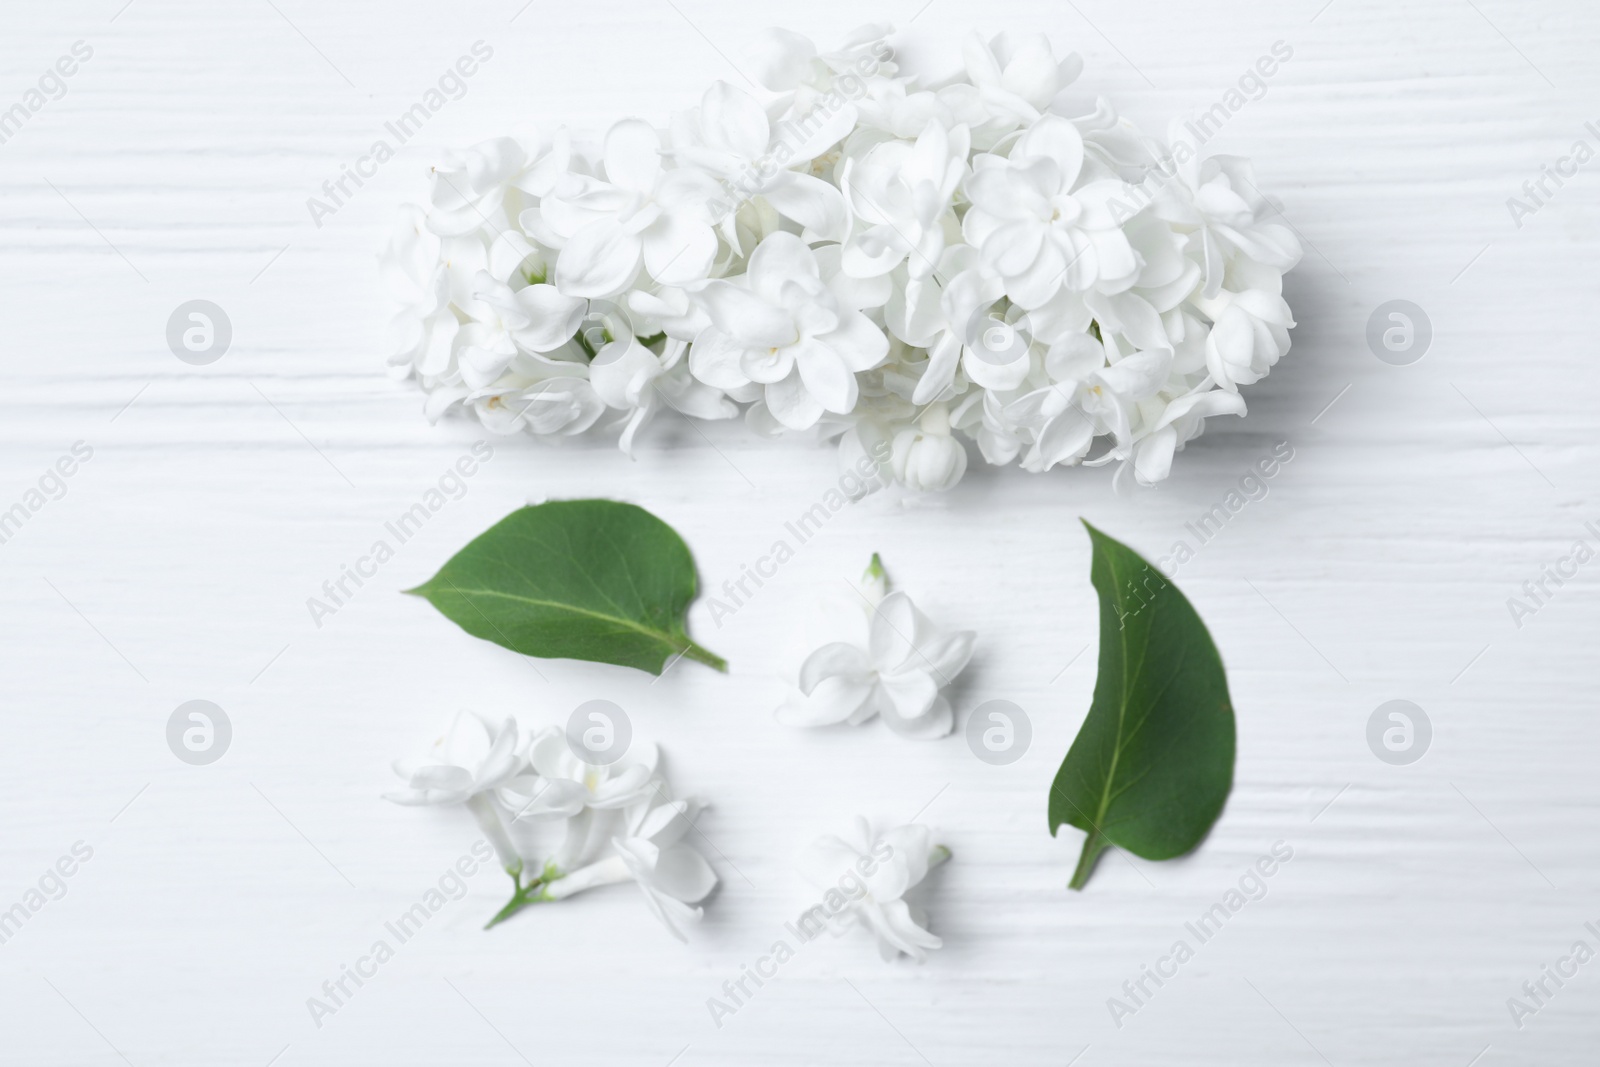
{"left": 679, "top": 640, "right": 727, "bottom": 672}
{"left": 1069, "top": 830, "right": 1110, "bottom": 891}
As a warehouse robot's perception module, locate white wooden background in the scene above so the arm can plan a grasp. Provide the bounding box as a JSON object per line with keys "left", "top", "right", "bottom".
{"left": 3, "top": 1, "right": 1598, "bottom": 1064}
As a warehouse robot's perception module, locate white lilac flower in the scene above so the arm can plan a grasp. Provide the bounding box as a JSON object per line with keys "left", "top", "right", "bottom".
{"left": 424, "top": 138, "right": 528, "bottom": 237}
{"left": 385, "top": 711, "right": 525, "bottom": 873}
{"left": 749, "top": 24, "right": 895, "bottom": 161}
{"left": 690, "top": 232, "right": 888, "bottom": 429}
{"left": 463, "top": 372, "right": 607, "bottom": 440}
{"left": 604, "top": 793, "right": 718, "bottom": 941}
{"left": 382, "top": 25, "right": 1301, "bottom": 491}
{"left": 963, "top": 32, "right": 1082, "bottom": 117}
{"left": 511, "top": 755, "right": 718, "bottom": 940}
{"left": 385, "top": 710, "right": 523, "bottom": 806}
{"left": 498, "top": 728, "right": 659, "bottom": 824}
{"left": 1126, "top": 387, "right": 1247, "bottom": 487}
{"left": 390, "top": 718, "right": 718, "bottom": 938}
{"left": 543, "top": 118, "right": 723, "bottom": 295}
{"left": 995, "top": 335, "right": 1172, "bottom": 473}
{"left": 778, "top": 555, "right": 975, "bottom": 738}
{"left": 530, "top": 791, "right": 718, "bottom": 941}
{"left": 457, "top": 271, "right": 586, "bottom": 389}
{"left": 380, "top": 208, "right": 461, "bottom": 384}
{"left": 840, "top": 119, "right": 969, "bottom": 283}
{"left": 962, "top": 115, "right": 1141, "bottom": 305}
{"left": 671, "top": 80, "right": 848, "bottom": 243}
{"left": 1192, "top": 281, "right": 1296, "bottom": 392}
{"left": 798, "top": 817, "right": 948, "bottom": 961}
{"left": 1151, "top": 145, "right": 1301, "bottom": 299}
{"left": 589, "top": 336, "right": 737, "bottom": 455}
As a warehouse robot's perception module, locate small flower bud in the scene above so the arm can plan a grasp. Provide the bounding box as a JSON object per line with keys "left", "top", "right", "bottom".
{"left": 891, "top": 405, "right": 968, "bottom": 492}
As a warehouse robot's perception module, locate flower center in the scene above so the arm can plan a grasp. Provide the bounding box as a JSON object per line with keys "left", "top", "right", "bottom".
{"left": 1049, "top": 197, "right": 1083, "bottom": 226}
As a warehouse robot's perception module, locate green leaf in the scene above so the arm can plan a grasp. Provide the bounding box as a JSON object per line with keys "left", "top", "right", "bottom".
{"left": 405, "top": 500, "right": 726, "bottom": 676}
{"left": 1048, "top": 521, "right": 1235, "bottom": 890}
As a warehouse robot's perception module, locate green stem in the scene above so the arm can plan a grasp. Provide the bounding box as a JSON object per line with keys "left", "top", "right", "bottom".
{"left": 480, "top": 857, "right": 556, "bottom": 927}
{"left": 1069, "top": 830, "right": 1110, "bottom": 891}
{"left": 680, "top": 640, "right": 728, "bottom": 672}
{"left": 483, "top": 883, "right": 547, "bottom": 927}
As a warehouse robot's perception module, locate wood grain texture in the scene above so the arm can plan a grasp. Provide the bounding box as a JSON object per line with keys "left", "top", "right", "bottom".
{"left": 2, "top": 1, "right": 1598, "bottom": 1064}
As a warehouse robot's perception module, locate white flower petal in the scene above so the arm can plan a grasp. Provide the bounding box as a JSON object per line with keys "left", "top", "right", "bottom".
{"left": 652, "top": 844, "right": 718, "bottom": 903}
{"left": 865, "top": 897, "right": 942, "bottom": 961}
{"left": 880, "top": 692, "right": 956, "bottom": 740}
{"left": 697, "top": 280, "right": 796, "bottom": 348}
{"left": 876, "top": 669, "right": 939, "bottom": 723}
{"left": 699, "top": 80, "right": 771, "bottom": 159}
{"left": 749, "top": 27, "right": 816, "bottom": 92}
{"left": 1015, "top": 114, "right": 1084, "bottom": 181}
{"left": 603, "top": 118, "right": 663, "bottom": 193}
{"left": 798, "top": 641, "right": 874, "bottom": 691}
{"left": 778, "top": 673, "right": 877, "bottom": 727}
{"left": 765, "top": 368, "right": 826, "bottom": 430}
{"left": 688, "top": 328, "right": 756, "bottom": 391}
{"left": 511, "top": 284, "right": 585, "bottom": 352}
{"left": 819, "top": 310, "right": 890, "bottom": 373}
{"left": 867, "top": 591, "right": 922, "bottom": 671}
{"left": 556, "top": 221, "right": 642, "bottom": 298}
{"left": 589, "top": 337, "right": 660, "bottom": 409}
{"left": 747, "top": 231, "right": 822, "bottom": 297}
{"left": 642, "top": 215, "right": 717, "bottom": 286}
{"left": 792, "top": 338, "right": 859, "bottom": 414}
{"left": 762, "top": 172, "right": 849, "bottom": 243}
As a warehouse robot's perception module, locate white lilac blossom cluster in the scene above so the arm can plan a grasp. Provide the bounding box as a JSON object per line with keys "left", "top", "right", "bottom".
{"left": 386, "top": 712, "right": 716, "bottom": 939}
{"left": 382, "top": 26, "right": 1301, "bottom": 492}
{"left": 779, "top": 554, "right": 975, "bottom": 739}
